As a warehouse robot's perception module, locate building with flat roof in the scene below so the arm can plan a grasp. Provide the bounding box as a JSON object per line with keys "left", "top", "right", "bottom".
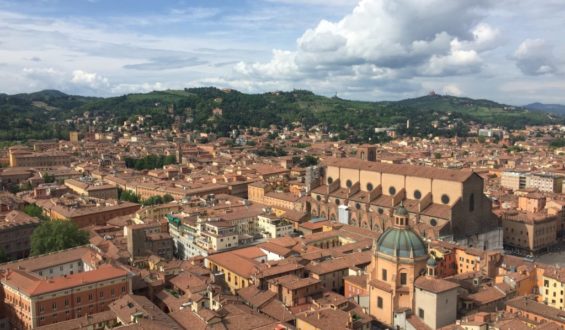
{"left": 8, "top": 146, "right": 72, "bottom": 168}
{"left": 526, "top": 172, "right": 564, "bottom": 193}
{"left": 64, "top": 179, "right": 118, "bottom": 200}
{"left": 0, "top": 210, "right": 40, "bottom": 260}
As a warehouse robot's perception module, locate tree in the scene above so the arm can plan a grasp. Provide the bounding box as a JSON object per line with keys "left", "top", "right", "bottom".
{"left": 142, "top": 195, "right": 164, "bottom": 206}
{"left": 24, "top": 203, "right": 47, "bottom": 221}
{"left": 31, "top": 221, "right": 89, "bottom": 256}
{"left": 118, "top": 188, "right": 141, "bottom": 203}
{"left": 163, "top": 194, "right": 174, "bottom": 203}
{"left": 43, "top": 172, "right": 55, "bottom": 183}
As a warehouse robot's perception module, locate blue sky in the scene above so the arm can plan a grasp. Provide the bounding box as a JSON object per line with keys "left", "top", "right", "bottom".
{"left": 0, "top": 0, "right": 564, "bottom": 105}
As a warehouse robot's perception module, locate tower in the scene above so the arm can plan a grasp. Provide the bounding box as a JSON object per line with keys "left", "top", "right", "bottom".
{"left": 356, "top": 145, "right": 377, "bottom": 162}
{"left": 367, "top": 203, "right": 428, "bottom": 326}
{"left": 176, "top": 138, "right": 184, "bottom": 164}
{"left": 69, "top": 131, "right": 79, "bottom": 144}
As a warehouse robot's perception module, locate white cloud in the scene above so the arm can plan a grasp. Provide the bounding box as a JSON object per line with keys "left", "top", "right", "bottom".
{"left": 442, "top": 84, "right": 463, "bottom": 96}
{"left": 235, "top": 0, "right": 496, "bottom": 95}
{"left": 513, "top": 38, "right": 558, "bottom": 75}
{"left": 71, "top": 70, "right": 110, "bottom": 89}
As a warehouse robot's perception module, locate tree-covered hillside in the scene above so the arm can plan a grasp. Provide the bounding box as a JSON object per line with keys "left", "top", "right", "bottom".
{"left": 0, "top": 87, "right": 561, "bottom": 142}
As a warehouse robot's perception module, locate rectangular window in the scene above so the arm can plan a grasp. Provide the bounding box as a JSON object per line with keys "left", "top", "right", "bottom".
{"left": 382, "top": 269, "right": 387, "bottom": 281}
{"left": 377, "top": 297, "right": 383, "bottom": 309}
{"left": 418, "top": 308, "right": 425, "bottom": 319}
{"left": 400, "top": 273, "right": 407, "bottom": 285}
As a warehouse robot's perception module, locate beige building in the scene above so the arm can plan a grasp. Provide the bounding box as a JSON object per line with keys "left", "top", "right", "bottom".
{"left": 296, "top": 307, "right": 371, "bottom": 330}
{"left": 500, "top": 170, "right": 527, "bottom": 191}
{"left": 256, "top": 214, "right": 293, "bottom": 238}
{"left": 526, "top": 172, "right": 564, "bottom": 193}
{"left": 518, "top": 193, "right": 546, "bottom": 213}
{"left": 310, "top": 157, "right": 501, "bottom": 249}
{"left": 501, "top": 210, "right": 558, "bottom": 252}
{"left": 64, "top": 179, "right": 118, "bottom": 200}
{"left": 411, "top": 262, "right": 460, "bottom": 329}
{"left": 8, "top": 146, "right": 72, "bottom": 168}
{"left": 368, "top": 205, "right": 428, "bottom": 326}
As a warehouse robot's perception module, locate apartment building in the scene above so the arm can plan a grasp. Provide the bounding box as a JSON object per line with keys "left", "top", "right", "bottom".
{"left": 125, "top": 221, "right": 173, "bottom": 260}
{"left": 0, "top": 210, "right": 40, "bottom": 260}
{"left": 501, "top": 170, "right": 528, "bottom": 191}
{"left": 64, "top": 179, "right": 118, "bottom": 200}
{"left": 501, "top": 211, "right": 558, "bottom": 252}
{"left": 541, "top": 267, "right": 565, "bottom": 311}
{"left": 37, "top": 197, "right": 140, "bottom": 228}
{"left": 0, "top": 247, "right": 131, "bottom": 329}
{"left": 8, "top": 147, "right": 72, "bottom": 168}
{"left": 526, "top": 173, "right": 564, "bottom": 193}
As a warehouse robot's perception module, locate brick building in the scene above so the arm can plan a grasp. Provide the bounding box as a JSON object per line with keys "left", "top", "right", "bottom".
{"left": 0, "top": 247, "right": 131, "bottom": 329}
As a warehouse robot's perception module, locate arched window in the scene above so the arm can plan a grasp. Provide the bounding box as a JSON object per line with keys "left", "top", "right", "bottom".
{"left": 469, "top": 193, "right": 475, "bottom": 212}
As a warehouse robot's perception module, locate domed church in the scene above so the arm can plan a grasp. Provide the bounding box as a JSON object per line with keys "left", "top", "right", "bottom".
{"left": 367, "top": 202, "right": 429, "bottom": 326}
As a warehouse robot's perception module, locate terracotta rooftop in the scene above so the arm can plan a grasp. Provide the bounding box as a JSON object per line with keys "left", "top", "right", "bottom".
{"left": 2, "top": 263, "right": 128, "bottom": 296}
{"left": 325, "top": 157, "right": 475, "bottom": 182}
{"left": 415, "top": 276, "right": 460, "bottom": 293}
{"left": 507, "top": 296, "right": 565, "bottom": 324}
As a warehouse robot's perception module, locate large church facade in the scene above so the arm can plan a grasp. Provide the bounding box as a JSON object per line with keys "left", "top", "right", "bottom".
{"left": 309, "top": 156, "right": 503, "bottom": 250}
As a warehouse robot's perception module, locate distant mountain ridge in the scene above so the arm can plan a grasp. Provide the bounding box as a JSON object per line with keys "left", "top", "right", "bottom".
{"left": 524, "top": 102, "right": 565, "bottom": 115}
{"left": 0, "top": 87, "right": 563, "bottom": 142}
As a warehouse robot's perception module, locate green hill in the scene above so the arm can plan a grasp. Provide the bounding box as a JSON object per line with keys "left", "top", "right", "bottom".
{"left": 0, "top": 87, "right": 561, "bottom": 143}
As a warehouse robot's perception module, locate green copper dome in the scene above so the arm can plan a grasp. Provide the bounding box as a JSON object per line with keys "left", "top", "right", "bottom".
{"left": 376, "top": 227, "right": 427, "bottom": 258}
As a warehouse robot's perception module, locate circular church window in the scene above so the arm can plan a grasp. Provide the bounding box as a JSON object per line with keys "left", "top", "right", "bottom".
{"left": 441, "top": 194, "right": 450, "bottom": 204}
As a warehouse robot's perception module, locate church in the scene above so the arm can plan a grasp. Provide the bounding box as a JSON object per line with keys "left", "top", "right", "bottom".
{"left": 309, "top": 149, "right": 502, "bottom": 250}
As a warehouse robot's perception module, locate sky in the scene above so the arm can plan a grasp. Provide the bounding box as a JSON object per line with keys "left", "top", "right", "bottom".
{"left": 0, "top": 0, "right": 564, "bottom": 105}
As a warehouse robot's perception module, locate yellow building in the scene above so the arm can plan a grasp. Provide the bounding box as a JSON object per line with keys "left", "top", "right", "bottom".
{"left": 541, "top": 267, "right": 565, "bottom": 310}
{"left": 69, "top": 131, "right": 79, "bottom": 143}
{"left": 8, "top": 146, "right": 72, "bottom": 168}
{"left": 205, "top": 247, "right": 267, "bottom": 293}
